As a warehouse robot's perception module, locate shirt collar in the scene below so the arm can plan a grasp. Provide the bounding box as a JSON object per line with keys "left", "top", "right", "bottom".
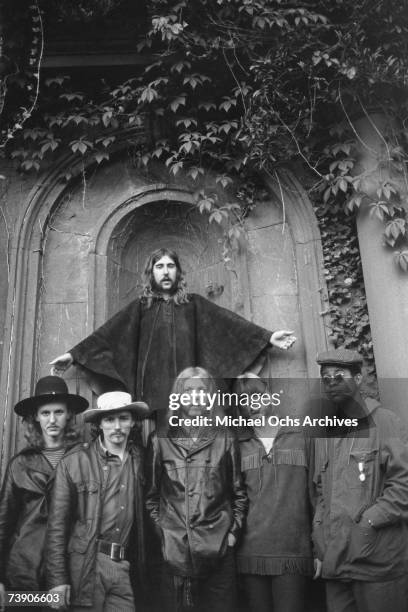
{"left": 98, "top": 437, "right": 128, "bottom": 461}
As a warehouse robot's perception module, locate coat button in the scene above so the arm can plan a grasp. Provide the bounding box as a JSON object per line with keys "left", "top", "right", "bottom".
{"left": 187, "top": 458, "right": 192, "bottom": 463}
{"left": 188, "top": 492, "right": 193, "bottom": 497}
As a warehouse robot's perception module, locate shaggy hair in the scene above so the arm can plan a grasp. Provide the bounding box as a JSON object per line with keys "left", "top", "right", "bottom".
{"left": 141, "top": 247, "right": 189, "bottom": 307}
{"left": 233, "top": 373, "right": 268, "bottom": 417}
{"left": 234, "top": 373, "right": 268, "bottom": 396}
{"left": 23, "top": 409, "right": 81, "bottom": 449}
{"left": 171, "top": 366, "right": 217, "bottom": 398}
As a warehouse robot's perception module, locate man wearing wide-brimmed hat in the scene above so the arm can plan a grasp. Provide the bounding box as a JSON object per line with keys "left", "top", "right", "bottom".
{"left": 312, "top": 349, "right": 408, "bottom": 612}
{"left": 0, "top": 376, "right": 88, "bottom": 611}
{"left": 46, "top": 391, "right": 151, "bottom": 611}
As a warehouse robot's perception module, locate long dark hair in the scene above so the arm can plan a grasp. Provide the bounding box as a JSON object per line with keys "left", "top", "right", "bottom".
{"left": 141, "top": 247, "right": 189, "bottom": 307}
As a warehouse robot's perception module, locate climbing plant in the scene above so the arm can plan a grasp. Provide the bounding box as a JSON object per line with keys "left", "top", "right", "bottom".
{"left": 316, "top": 195, "right": 377, "bottom": 390}
{"left": 0, "top": 0, "right": 408, "bottom": 364}
{"left": 1, "top": 1, "right": 407, "bottom": 238}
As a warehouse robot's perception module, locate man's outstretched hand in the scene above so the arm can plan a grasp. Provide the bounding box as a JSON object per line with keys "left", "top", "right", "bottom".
{"left": 49, "top": 353, "right": 73, "bottom": 376}
{"left": 270, "top": 330, "right": 296, "bottom": 350}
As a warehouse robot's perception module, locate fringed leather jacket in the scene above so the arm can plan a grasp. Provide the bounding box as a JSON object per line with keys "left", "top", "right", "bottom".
{"left": 237, "top": 428, "right": 314, "bottom": 576}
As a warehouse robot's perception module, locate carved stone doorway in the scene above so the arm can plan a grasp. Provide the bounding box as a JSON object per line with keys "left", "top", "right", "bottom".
{"left": 0, "top": 157, "right": 328, "bottom": 465}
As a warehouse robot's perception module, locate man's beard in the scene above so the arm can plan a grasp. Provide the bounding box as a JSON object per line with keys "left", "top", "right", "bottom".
{"left": 151, "top": 278, "right": 178, "bottom": 295}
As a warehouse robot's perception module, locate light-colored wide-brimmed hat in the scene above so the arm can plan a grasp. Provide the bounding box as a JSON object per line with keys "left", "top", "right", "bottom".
{"left": 82, "top": 391, "right": 152, "bottom": 423}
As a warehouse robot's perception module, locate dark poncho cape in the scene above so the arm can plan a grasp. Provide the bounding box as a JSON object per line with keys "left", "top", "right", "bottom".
{"left": 70, "top": 293, "right": 271, "bottom": 413}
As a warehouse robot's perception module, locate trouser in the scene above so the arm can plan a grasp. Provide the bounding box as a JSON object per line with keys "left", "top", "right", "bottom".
{"left": 70, "top": 552, "right": 135, "bottom": 612}
{"left": 160, "top": 548, "right": 236, "bottom": 612}
{"left": 241, "top": 573, "right": 307, "bottom": 612}
{"left": 325, "top": 576, "right": 407, "bottom": 612}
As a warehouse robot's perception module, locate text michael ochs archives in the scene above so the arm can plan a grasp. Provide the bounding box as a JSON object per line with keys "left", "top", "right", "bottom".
{"left": 167, "top": 390, "right": 358, "bottom": 428}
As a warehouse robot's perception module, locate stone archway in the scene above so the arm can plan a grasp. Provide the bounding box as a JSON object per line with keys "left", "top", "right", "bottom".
{"left": 0, "top": 153, "right": 328, "bottom": 471}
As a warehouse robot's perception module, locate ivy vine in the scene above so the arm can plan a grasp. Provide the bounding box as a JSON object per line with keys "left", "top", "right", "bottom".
{"left": 0, "top": 0, "right": 407, "bottom": 278}
{"left": 315, "top": 199, "right": 377, "bottom": 393}
{"left": 313, "top": 123, "right": 408, "bottom": 272}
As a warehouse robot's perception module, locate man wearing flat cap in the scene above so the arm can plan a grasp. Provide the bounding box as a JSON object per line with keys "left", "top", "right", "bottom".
{"left": 312, "top": 348, "right": 408, "bottom": 612}
{"left": 0, "top": 376, "right": 88, "bottom": 612}
{"left": 46, "top": 392, "right": 151, "bottom": 611}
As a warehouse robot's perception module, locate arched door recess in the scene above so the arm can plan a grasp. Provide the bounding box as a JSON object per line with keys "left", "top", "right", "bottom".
{"left": 0, "top": 154, "right": 329, "bottom": 470}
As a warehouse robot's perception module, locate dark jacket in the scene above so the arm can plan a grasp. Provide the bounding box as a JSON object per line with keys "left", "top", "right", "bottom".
{"left": 0, "top": 446, "right": 72, "bottom": 590}
{"left": 313, "top": 399, "right": 408, "bottom": 581}
{"left": 237, "top": 428, "right": 314, "bottom": 575}
{"left": 46, "top": 440, "right": 145, "bottom": 606}
{"left": 145, "top": 428, "right": 248, "bottom": 577}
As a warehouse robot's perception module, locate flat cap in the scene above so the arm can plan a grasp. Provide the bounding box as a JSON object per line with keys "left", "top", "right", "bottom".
{"left": 316, "top": 348, "right": 363, "bottom": 367}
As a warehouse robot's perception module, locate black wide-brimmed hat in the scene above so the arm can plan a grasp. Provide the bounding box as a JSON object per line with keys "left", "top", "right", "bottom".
{"left": 14, "top": 376, "right": 89, "bottom": 417}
